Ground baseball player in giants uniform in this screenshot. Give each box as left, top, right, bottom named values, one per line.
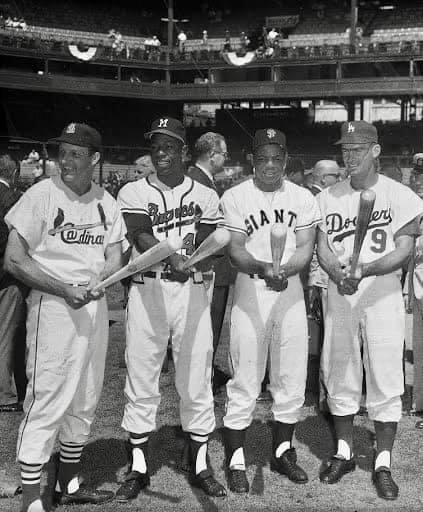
left=317, top=121, right=423, bottom=500
left=220, top=129, right=321, bottom=493
left=115, top=117, right=226, bottom=501
left=4, top=123, right=127, bottom=512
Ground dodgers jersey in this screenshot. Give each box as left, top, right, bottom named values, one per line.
left=318, top=174, right=423, bottom=266
left=117, top=173, right=222, bottom=265
left=220, top=177, right=321, bottom=264
left=5, top=175, right=127, bottom=284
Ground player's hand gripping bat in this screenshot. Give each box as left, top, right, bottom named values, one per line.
left=349, top=189, right=376, bottom=278
left=91, top=235, right=183, bottom=292
left=181, top=228, right=231, bottom=271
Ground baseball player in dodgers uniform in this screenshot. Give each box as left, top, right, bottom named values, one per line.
left=220, top=129, right=321, bottom=493
left=4, top=123, right=127, bottom=512
left=115, top=117, right=226, bottom=501
left=317, top=121, right=423, bottom=500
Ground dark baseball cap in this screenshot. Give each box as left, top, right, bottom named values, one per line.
left=50, top=123, right=102, bottom=151
left=145, top=117, right=186, bottom=144
left=253, top=128, right=287, bottom=151
left=335, top=121, right=378, bottom=145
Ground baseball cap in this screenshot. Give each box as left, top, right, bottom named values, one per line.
left=413, top=153, right=423, bottom=172
left=145, top=117, right=186, bottom=144
left=50, top=123, right=102, bottom=151
left=253, top=128, right=287, bottom=151
left=335, top=121, right=378, bottom=145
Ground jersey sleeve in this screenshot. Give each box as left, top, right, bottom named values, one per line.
left=117, top=182, right=149, bottom=216
left=220, top=189, right=248, bottom=235
left=4, top=183, right=47, bottom=250
left=316, top=191, right=328, bottom=233
left=199, top=187, right=223, bottom=225
left=106, top=201, right=128, bottom=248
left=391, top=184, right=423, bottom=235
left=296, top=189, right=322, bottom=231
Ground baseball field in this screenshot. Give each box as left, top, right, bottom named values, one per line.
left=1, top=284, right=423, bottom=512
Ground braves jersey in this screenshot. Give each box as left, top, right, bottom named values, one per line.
left=318, top=174, right=423, bottom=266
left=220, top=177, right=321, bottom=264
left=117, top=174, right=222, bottom=266
left=5, top=176, right=127, bottom=284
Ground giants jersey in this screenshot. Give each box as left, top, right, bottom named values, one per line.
left=318, top=174, right=423, bottom=266
left=220, top=178, right=321, bottom=264
left=117, top=174, right=222, bottom=265
left=5, top=175, right=127, bottom=283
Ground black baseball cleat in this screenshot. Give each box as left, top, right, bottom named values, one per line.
left=320, top=456, right=356, bottom=484
left=227, top=468, right=249, bottom=493
left=57, top=485, right=114, bottom=505
left=191, top=471, right=227, bottom=497
left=372, top=468, right=399, bottom=500
left=115, top=471, right=150, bottom=502
left=271, top=448, right=308, bottom=484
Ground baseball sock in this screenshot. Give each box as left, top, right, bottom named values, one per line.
left=189, top=433, right=209, bottom=475
left=57, top=441, right=84, bottom=494
left=273, top=422, right=295, bottom=458
left=224, top=427, right=247, bottom=470
left=333, top=414, right=354, bottom=460
left=374, top=421, right=397, bottom=470
left=129, top=434, right=149, bottom=474
left=20, top=461, right=43, bottom=511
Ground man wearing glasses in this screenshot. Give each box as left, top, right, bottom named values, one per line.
left=188, top=132, right=232, bottom=393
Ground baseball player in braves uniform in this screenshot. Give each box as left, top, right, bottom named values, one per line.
left=317, top=121, right=423, bottom=500
left=115, top=117, right=226, bottom=501
left=4, top=123, right=127, bottom=512
left=220, top=128, right=321, bottom=493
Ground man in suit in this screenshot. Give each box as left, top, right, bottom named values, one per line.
left=0, top=154, right=27, bottom=413
left=188, top=132, right=232, bottom=392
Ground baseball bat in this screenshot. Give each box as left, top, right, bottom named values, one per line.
left=349, top=189, right=376, bottom=277
left=270, top=224, right=287, bottom=276
left=91, top=235, right=183, bottom=292
left=181, top=228, right=231, bottom=270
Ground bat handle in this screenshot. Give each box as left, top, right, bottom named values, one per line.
left=349, top=255, right=359, bottom=278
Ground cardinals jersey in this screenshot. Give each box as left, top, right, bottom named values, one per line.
left=318, top=174, right=423, bottom=266
left=5, top=175, right=126, bottom=283
left=220, top=177, right=321, bottom=264
left=117, top=174, right=222, bottom=265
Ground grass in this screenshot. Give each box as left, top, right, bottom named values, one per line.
left=1, top=284, right=423, bottom=511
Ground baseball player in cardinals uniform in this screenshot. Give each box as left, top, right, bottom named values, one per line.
left=4, top=123, right=127, bottom=512
left=317, top=121, right=423, bottom=500
left=220, top=128, right=321, bottom=493
left=115, top=117, right=226, bottom=501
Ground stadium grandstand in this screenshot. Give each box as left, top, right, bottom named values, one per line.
left=1, top=0, right=423, bottom=186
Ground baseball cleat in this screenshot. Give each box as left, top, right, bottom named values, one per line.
left=115, top=471, right=150, bottom=502
left=227, top=469, right=249, bottom=493
left=57, top=485, right=114, bottom=505
left=190, top=471, right=226, bottom=497
left=320, top=456, right=356, bottom=484
left=271, top=448, right=308, bottom=484
left=372, top=468, right=399, bottom=500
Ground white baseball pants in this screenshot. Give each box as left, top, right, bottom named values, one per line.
left=122, top=277, right=215, bottom=436
left=223, top=273, right=308, bottom=430
left=322, top=274, right=404, bottom=422
left=17, top=290, right=108, bottom=464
